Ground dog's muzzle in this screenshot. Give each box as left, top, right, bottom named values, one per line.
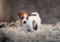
left=23, top=21, right=26, bottom=24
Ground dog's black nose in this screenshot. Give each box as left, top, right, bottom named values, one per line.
left=23, top=21, right=26, bottom=24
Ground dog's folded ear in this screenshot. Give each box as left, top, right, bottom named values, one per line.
left=18, top=12, right=21, bottom=16
left=18, top=12, right=21, bottom=18
left=18, top=11, right=23, bottom=16
left=18, top=11, right=30, bottom=16
left=18, top=12, right=20, bottom=16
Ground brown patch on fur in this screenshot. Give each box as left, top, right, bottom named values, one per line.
left=32, top=20, right=35, bottom=25
left=33, top=24, right=38, bottom=30
left=32, top=20, right=38, bottom=30
left=18, top=11, right=29, bottom=22
left=27, top=29, right=30, bottom=32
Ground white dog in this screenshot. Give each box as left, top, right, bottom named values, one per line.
left=18, top=11, right=41, bottom=32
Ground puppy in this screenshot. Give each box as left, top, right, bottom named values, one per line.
left=18, top=12, right=29, bottom=31
left=18, top=11, right=41, bottom=32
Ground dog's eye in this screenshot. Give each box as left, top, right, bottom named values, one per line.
left=26, top=17, right=28, bottom=20
left=21, top=17, right=24, bottom=19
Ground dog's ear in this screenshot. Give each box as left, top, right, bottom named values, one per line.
left=18, top=12, right=21, bottom=16
left=18, top=13, right=19, bottom=16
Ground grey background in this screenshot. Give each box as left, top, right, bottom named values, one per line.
left=0, top=0, right=60, bottom=24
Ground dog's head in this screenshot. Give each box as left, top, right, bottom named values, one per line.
left=18, top=11, right=29, bottom=24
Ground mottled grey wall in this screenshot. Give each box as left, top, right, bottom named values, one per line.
left=11, top=0, right=60, bottom=24
left=0, top=0, right=60, bottom=24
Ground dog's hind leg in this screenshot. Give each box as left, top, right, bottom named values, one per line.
left=33, top=24, right=38, bottom=30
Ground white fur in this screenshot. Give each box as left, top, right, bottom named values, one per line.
left=31, top=12, right=39, bottom=16
left=27, top=12, right=41, bottom=31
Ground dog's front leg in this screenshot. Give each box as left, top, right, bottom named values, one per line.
left=30, top=26, right=35, bottom=32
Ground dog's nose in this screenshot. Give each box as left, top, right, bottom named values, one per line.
left=23, top=21, right=26, bottom=24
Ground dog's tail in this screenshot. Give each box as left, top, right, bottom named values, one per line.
left=31, top=12, right=39, bottom=16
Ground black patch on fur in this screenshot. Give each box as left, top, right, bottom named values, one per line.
left=33, top=24, right=38, bottom=30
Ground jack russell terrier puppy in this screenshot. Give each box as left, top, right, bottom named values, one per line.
left=18, top=11, right=41, bottom=32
